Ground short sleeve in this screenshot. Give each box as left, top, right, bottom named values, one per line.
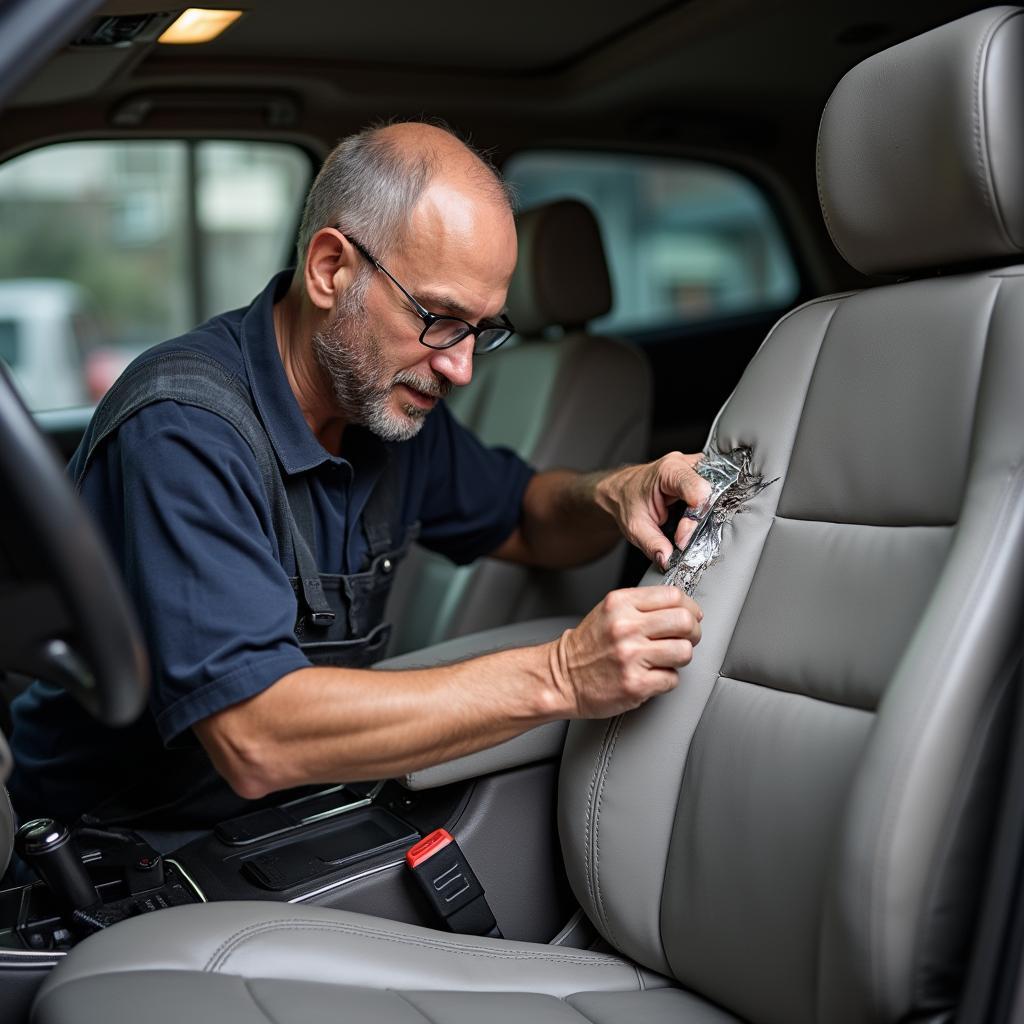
left=83, top=401, right=311, bottom=745
left=410, top=403, right=535, bottom=565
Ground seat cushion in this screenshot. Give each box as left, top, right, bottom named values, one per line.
left=32, top=902, right=693, bottom=1024
left=36, top=975, right=744, bottom=1024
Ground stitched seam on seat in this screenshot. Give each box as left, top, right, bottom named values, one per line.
left=972, top=9, right=1021, bottom=250
left=243, top=979, right=282, bottom=1024
left=815, top=92, right=852, bottom=267
left=204, top=919, right=630, bottom=973
left=593, top=717, right=625, bottom=946
left=583, top=717, right=616, bottom=925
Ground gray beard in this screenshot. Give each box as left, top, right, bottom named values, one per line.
left=311, top=296, right=453, bottom=443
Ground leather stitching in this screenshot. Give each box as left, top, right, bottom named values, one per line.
left=971, top=9, right=1022, bottom=251
left=814, top=92, right=852, bottom=268
left=203, top=918, right=635, bottom=975
left=592, top=717, right=625, bottom=946
left=582, top=718, right=615, bottom=922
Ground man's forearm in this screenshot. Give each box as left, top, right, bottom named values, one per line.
left=195, top=584, right=704, bottom=801
left=194, top=643, right=565, bottom=798
left=493, top=469, right=621, bottom=568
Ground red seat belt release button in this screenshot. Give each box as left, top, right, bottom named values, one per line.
left=405, top=829, right=501, bottom=938
left=406, top=828, right=454, bottom=869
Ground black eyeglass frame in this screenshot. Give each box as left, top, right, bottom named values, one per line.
left=344, top=234, right=515, bottom=354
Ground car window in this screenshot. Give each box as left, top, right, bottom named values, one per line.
left=505, top=151, right=800, bottom=336
left=0, top=140, right=311, bottom=411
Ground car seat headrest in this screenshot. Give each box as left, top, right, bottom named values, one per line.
left=506, top=198, right=613, bottom=336
left=817, top=6, right=1024, bottom=277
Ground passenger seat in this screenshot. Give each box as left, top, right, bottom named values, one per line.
left=386, top=199, right=652, bottom=654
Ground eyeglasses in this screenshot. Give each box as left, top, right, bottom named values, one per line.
left=345, top=234, right=515, bottom=354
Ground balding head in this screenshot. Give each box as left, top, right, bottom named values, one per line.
left=295, top=120, right=514, bottom=270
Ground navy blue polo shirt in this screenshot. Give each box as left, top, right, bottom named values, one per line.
left=7, top=271, right=534, bottom=825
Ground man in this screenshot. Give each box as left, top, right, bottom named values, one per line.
left=7, top=122, right=708, bottom=830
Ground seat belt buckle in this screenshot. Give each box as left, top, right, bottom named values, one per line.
left=405, top=829, right=502, bottom=938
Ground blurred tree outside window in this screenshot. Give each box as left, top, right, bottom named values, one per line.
left=505, top=151, right=799, bottom=336
left=0, top=140, right=311, bottom=411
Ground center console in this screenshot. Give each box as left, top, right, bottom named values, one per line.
left=0, top=775, right=470, bottom=956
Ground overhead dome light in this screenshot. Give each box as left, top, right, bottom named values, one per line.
left=158, top=8, right=243, bottom=45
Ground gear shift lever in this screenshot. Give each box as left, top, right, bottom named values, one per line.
left=15, top=818, right=101, bottom=912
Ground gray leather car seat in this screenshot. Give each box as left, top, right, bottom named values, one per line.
left=30, top=8, right=1024, bottom=1023
left=386, top=199, right=652, bottom=655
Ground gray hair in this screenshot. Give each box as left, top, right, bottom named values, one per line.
left=294, top=120, right=514, bottom=270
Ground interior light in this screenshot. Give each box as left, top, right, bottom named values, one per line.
left=158, top=8, right=243, bottom=44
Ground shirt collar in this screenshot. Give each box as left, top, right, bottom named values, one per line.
left=238, top=270, right=388, bottom=478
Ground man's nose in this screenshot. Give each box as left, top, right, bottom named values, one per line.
left=429, top=339, right=474, bottom=388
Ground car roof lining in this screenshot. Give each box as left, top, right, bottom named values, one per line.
left=0, top=0, right=995, bottom=296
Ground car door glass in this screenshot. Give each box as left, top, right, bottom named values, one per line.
left=0, top=140, right=311, bottom=411
left=505, top=151, right=799, bottom=335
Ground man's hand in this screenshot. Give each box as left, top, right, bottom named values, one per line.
left=594, top=452, right=712, bottom=571
left=546, top=586, right=702, bottom=719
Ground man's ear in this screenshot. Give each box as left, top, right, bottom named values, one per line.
left=303, top=228, right=360, bottom=312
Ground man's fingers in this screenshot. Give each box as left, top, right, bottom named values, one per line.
left=661, top=453, right=711, bottom=510
left=643, top=639, right=694, bottom=670
left=612, top=586, right=696, bottom=613
left=674, top=516, right=697, bottom=550
left=643, top=608, right=702, bottom=643
left=627, top=516, right=674, bottom=570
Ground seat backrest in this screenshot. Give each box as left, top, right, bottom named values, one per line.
left=387, top=200, right=652, bottom=654
left=559, top=9, right=1024, bottom=1024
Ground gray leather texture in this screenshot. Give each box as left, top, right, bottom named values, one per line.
left=506, top=199, right=613, bottom=336
left=386, top=264, right=651, bottom=656
left=32, top=902, right=671, bottom=1024
left=818, top=7, right=1024, bottom=276
left=374, top=617, right=575, bottom=790
left=561, top=267, right=1024, bottom=1023
left=0, top=783, right=13, bottom=879
left=35, top=976, right=742, bottom=1024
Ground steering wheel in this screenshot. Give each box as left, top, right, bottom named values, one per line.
left=0, top=363, right=148, bottom=738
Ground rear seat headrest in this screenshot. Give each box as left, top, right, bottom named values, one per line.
left=817, top=5, right=1024, bottom=277
left=506, top=199, right=613, bottom=336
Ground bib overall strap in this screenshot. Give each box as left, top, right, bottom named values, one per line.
left=77, top=349, right=298, bottom=574
left=283, top=475, right=336, bottom=627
